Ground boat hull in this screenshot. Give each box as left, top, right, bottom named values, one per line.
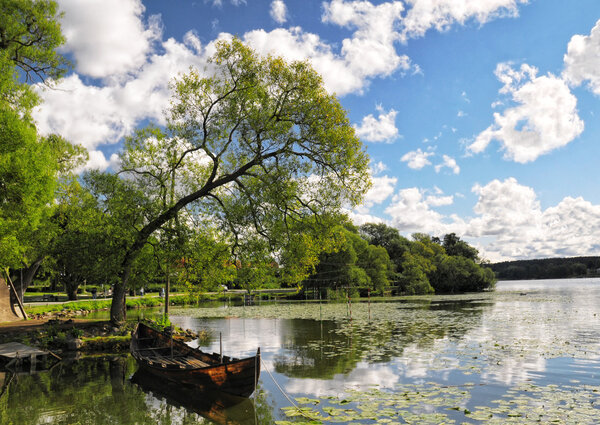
left=131, top=323, right=260, bottom=398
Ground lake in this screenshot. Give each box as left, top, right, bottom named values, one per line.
left=2, top=279, right=600, bottom=424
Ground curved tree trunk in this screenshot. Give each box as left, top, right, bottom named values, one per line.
left=10, top=257, right=44, bottom=305
left=65, top=281, right=79, bottom=300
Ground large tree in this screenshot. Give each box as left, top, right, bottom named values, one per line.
left=107, top=39, right=370, bottom=324
left=0, top=0, right=71, bottom=274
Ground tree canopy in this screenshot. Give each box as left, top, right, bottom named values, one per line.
left=0, top=0, right=74, bottom=273
left=0, top=0, right=69, bottom=84
left=105, top=38, right=371, bottom=323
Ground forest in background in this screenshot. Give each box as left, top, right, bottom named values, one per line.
left=491, top=256, right=600, bottom=280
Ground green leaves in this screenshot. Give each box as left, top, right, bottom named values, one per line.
left=0, top=0, right=70, bottom=84
left=108, top=38, right=371, bottom=323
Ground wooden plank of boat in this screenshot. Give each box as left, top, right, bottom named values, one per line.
left=131, top=322, right=260, bottom=397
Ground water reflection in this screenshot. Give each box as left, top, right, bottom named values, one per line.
left=0, top=356, right=273, bottom=425
left=131, top=370, right=257, bottom=425
left=4, top=279, right=600, bottom=423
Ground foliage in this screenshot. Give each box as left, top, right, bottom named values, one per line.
left=359, top=222, right=410, bottom=275
left=305, top=225, right=393, bottom=295
left=106, top=38, right=370, bottom=324
left=491, top=256, right=600, bottom=280
left=0, top=0, right=80, bottom=279
left=442, top=232, right=479, bottom=261
left=0, top=0, right=70, bottom=84
left=359, top=227, right=495, bottom=295
left=47, top=179, right=120, bottom=299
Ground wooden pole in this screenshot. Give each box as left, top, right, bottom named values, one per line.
left=4, top=270, right=27, bottom=320
left=368, top=288, right=371, bottom=322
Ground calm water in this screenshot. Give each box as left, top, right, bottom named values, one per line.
left=3, top=279, right=600, bottom=424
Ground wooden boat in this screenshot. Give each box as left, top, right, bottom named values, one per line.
left=130, top=322, right=260, bottom=397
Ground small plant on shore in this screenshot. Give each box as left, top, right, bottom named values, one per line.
left=152, top=314, right=172, bottom=331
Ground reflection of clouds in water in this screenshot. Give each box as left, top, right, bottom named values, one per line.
left=480, top=356, right=547, bottom=386
left=458, top=281, right=600, bottom=385
left=171, top=316, right=278, bottom=356
left=283, top=362, right=399, bottom=397
left=170, top=280, right=600, bottom=394
left=400, top=339, right=460, bottom=380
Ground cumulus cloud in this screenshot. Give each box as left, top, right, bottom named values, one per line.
left=371, top=161, right=388, bottom=174
left=384, top=187, right=463, bottom=235
left=563, top=19, right=600, bottom=94
left=434, top=155, right=460, bottom=174
left=270, top=0, right=288, bottom=24
left=467, top=178, right=600, bottom=260
left=359, top=177, right=600, bottom=261
left=33, top=31, right=209, bottom=150
left=469, top=63, right=584, bottom=163
left=246, top=2, right=421, bottom=95
left=364, top=174, right=397, bottom=207
left=469, top=177, right=542, bottom=239
left=210, top=0, right=247, bottom=6
left=243, top=27, right=363, bottom=95
left=353, top=105, right=399, bottom=143
left=400, top=0, right=528, bottom=41
left=83, top=151, right=121, bottom=172
left=401, top=148, right=434, bottom=169
left=58, top=0, right=162, bottom=80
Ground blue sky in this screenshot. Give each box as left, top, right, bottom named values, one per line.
left=33, top=0, right=600, bottom=261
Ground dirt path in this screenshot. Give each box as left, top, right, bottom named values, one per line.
left=0, top=318, right=109, bottom=333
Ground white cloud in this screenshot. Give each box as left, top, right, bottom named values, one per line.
left=466, top=178, right=600, bottom=260
left=243, top=27, right=364, bottom=95
left=58, top=0, right=162, bottom=80
left=434, top=155, right=460, bottom=174
left=371, top=161, right=388, bottom=174
left=353, top=106, right=399, bottom=143
left=384, top=187, right=463, bottom=235
left=270, top=0, right=288, bottom=24
left=81, top=150, right=120, bottom=172
left=246, top=1, right=423, bottom=96
left=563, top=19, right=600, bottom=94
left=426, top=194, right=453, bottom=207
left=359, top=177, right=600, bottom=261
left=469, top=177, right=542, bottom=239
left=33, top=32, right=209, bottom=150
left=364, top=175, right=397, bottom=207
left=322, top=0, right=418, bottom=90
left=400, top=0, right=528, bottom=41
left=469, top=63, right=584, bottom=163
left=401, top=148, right=434, bottom=169
left=210, top=0, right=247, bottom=6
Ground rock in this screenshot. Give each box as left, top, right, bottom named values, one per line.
left=66, top=337, right=83, bottom=351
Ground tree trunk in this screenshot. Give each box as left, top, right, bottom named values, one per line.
left=16, top=257, right=44, bottom=293
left=9, top=257, right=44, bottom=305
left=66, top=282, right=78, bottom=300
left=110, top=260, right=132, bottom=325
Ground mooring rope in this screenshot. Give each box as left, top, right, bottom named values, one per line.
left=260, top=357, right=320, bottom=421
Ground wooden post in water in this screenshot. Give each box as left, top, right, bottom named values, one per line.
left=319, top=291, right=322, bottom=321
left=348, top=287, right=352, bottom=321
left=170, top=325, right=174, bottom=359
left=220, top=332, right=223, bottom=363
left=368, top=288, right=371, bottom=321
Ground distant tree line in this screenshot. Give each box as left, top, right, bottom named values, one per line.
left=302, top=223, right=496, bottom=297
left=491, top=257, right=600, bottom=280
